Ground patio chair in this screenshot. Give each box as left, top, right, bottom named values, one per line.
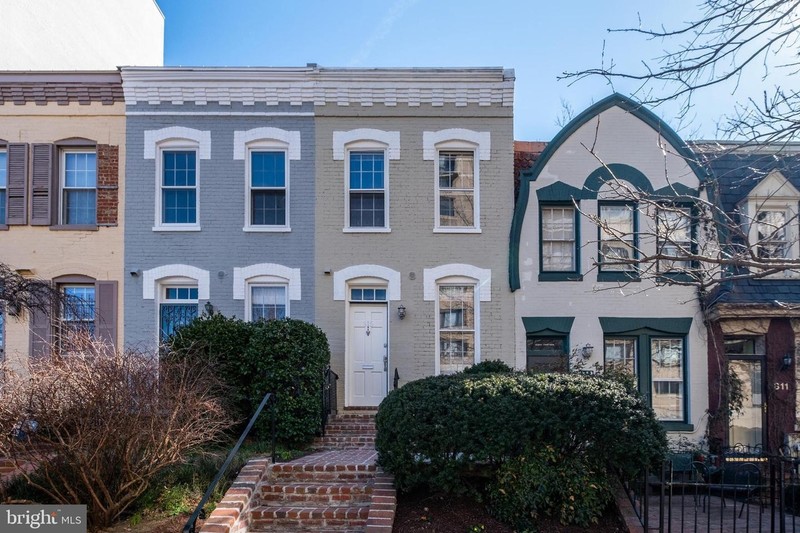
left=690, top=461, right=712, bottom=512
left=730, top=462, right=763, bottom=518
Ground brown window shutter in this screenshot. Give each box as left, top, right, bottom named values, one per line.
left=96, top=144, right=119, bottom=225
left=29, top=302, right=53, bottom=359
left=95, top=280, right=118, bottom=348
left=6, top=143, right=28, bottom=225
left=30, top=143, right=54, bottom=225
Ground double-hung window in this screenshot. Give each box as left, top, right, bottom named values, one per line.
left=437, top=284, right=476, bottom=374
left=0, top=149, right=6, bottom=224
left=541, top=205, right=577, bottom=273
left=348, top=151, right=386, bottom=229
left=61, top=150, right=97, bottom=225
left=249, top=151, right=288, bottom=229
left=599, top=203, right=636, bottom=272
left=60, top=285, right=96, bottom=351
left=437, top=151, right=475, bottom=228
left=657, top=206, right=693, bottom=272
left=159, top=286, right=198, bottom=342
left=604, top=337, right=637, bottom=374
left=161, top=150, right=197, bottom=226
left=650, top=338, right=685, bottom=422
left=250, top=285, right=287, bottom=321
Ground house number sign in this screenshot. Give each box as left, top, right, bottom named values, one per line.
left=775, top=382, right=790, bottom=391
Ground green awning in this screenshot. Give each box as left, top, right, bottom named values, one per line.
left=522, top=316, right=575, bottom=336
left=599, top=317, right=693, bottom=335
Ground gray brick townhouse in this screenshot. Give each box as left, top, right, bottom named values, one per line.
left=120, top=67, right=516, bottom=408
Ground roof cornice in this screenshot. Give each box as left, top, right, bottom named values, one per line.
left=120, top=66, right=514, bottom=107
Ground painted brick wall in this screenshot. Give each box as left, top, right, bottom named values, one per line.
left=313, top=104, right=515, bottom=403
left=124, top=103, right=316, bottom=349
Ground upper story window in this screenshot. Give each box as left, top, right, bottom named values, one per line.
left=736, top=170, right=800, bottom=271
left=424, top=129, right=489, bottom=234
left=599, top=203, right=636, bottom=272
left=348, top=151, right=386, bottom=229
left=657, top=206, right=693, bottom=272
left=756, top=210, right=789, bottom=259
left=0, top=149, right=6, bottom=224
left=61, top=150, right=97, bottom=225
left=145, top=128, right=209, bottom=232
left=541, top=205, right=577, bottom=272
left=438, top=151, right=475, bottom=228
left=249, top=150, right=288, bottom=230
left=161, top=150, right=197, bottom=226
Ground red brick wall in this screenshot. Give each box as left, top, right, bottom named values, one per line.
left=96, top=144, right=118, bottom=226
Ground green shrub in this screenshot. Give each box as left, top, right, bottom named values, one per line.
left=243, top=318, right=331, bottom=446
left=375, top=372, right=666, bottom=495
left=489, top=444, right=612, bottom=528
left=167, top=315, right=331, bottom=447
left=168, top=314, right=254, bottom=422
left=462, top=359, right=513, bottom=374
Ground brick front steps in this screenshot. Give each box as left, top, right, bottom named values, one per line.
left=200, top=411, right=396, bottom=533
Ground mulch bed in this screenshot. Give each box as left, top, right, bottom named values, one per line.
left=393, top=487, right=627, bottom=532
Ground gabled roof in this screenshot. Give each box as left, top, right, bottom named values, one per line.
left=509, top=93, right=703, bottom=291
left=700, top=148, right=800, bottom=306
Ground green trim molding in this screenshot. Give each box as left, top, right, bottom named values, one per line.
left=509, top=93, right=708, bottom=291
left=598, top=317, right=692, bottom=335
left=522, top=316, right=575, bottom=336
left=582, top=164, right=653, bottom=198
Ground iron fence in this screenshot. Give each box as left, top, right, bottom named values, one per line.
left=622, top=449, right=800, bottom=532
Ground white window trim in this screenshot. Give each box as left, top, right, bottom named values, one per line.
left=60, top=148, right=97, bottom=226
left=422, top=129, right=491, bottom=161
left=233, top=127, right=301, bottom=161
left=233, top=263, right=301, bottom=301
left=333, top=265, right=401, bottom=301
left=432, top=140, right=481, bottom=233
left=154, top=140, right=201, bottom=231
left=332, top=129, right=400, bottom=161
left=245, top=281, right=289, bottom=322
left=142, top=264, right=210, bottom=300
left=344, top=140, right=391, bottom=232
left=144, top=127, right=211, bottom=160
left=433, top=276, right=481, bottom=376
left=423, top=264, right=492, bottom=302
left=243, top=140, right=291, bottom=232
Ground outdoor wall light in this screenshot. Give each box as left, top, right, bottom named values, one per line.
left=782, top=352, right=793, bottom=371
left=204, top=301, right=215, bottom=315
left=581, top=343, right=594, bottom=358
left=397, top=305, right=406, bottom=320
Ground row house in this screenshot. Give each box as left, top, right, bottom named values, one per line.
left=510, top=94, right=708, bottom=442
left=701, top=146, right=800, bottom=453
left=120, top=66, right=516, bottom=408
left=0, top=72, right=124, bottom=370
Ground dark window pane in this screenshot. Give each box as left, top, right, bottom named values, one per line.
left=160, top=303, right=198, bottom=341
left=251, top=152, right=286, bottom=187
left=163, top=151, right=196, bottom=187
left=64, top=190, right=97, bottom=225
left=163, top=189, right=197, bottom=224
left=252, top=190, right=286, bottom=225
left=350, top=192, right=385, bottom=227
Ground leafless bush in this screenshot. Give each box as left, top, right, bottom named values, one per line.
left=0, top=339, right=231, bottom=530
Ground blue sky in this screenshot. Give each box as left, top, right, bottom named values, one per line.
left=156, top=0, right=775, bottom=142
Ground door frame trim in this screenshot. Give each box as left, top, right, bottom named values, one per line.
left=344, top=283, right=390, bottom=407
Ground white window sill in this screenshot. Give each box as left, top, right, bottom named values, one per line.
left=433, top=227, right=482, bottom=234
left=243, top=226, right=292, bottom=233
left=152, top=225, right=202, bottom=232
left=343, top=227, right=392, bottom=233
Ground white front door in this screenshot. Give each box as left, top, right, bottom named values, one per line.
left=348, top=304, right=388, bottom=406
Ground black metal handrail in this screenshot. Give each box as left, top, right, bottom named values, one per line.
left=183, top=391, right=277, bottom=533
left=321, top=365, right=338, bottom=437
left=393, top=368, right=400, bottom=390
